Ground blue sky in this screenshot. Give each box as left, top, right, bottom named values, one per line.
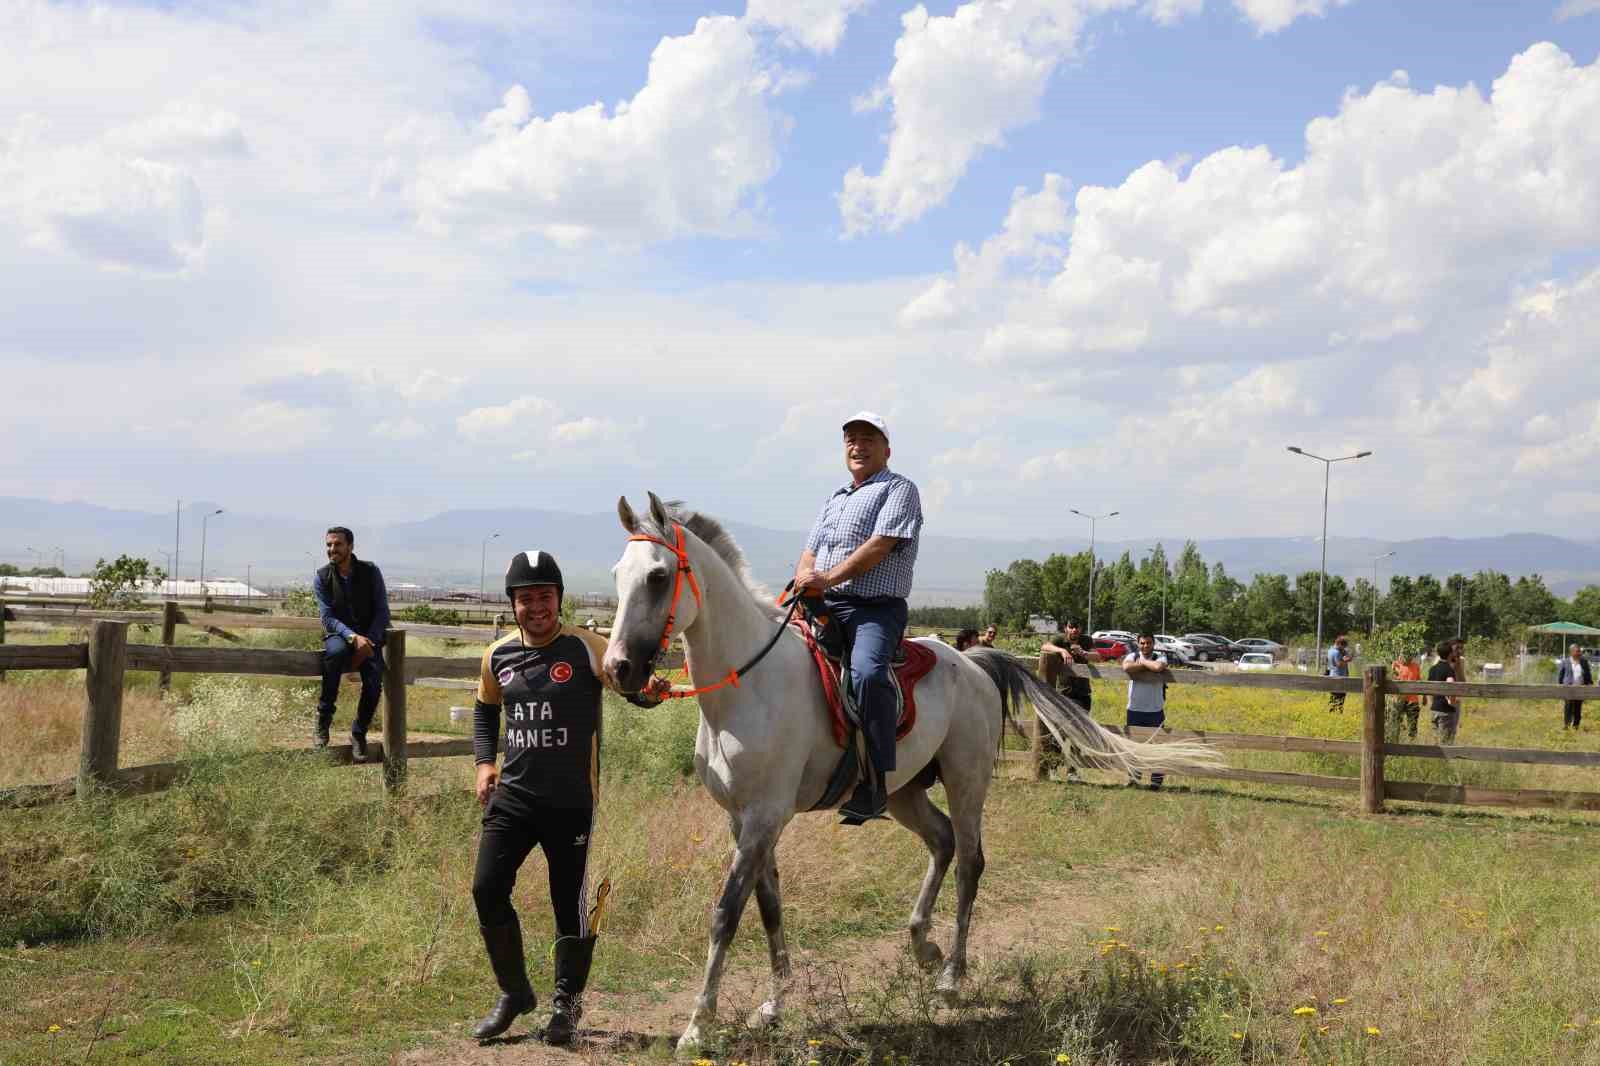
left=3, top=0, right=1600, bottom=553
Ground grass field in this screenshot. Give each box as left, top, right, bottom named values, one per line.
left=5, top=623, right=1600, bottom=1064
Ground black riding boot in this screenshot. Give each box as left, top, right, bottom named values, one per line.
left=543, top=935, right=596, bottom=1046
left=838, top=763, right=888, bottom=825
left=472, top=920, right=536, bottom=1039
left=350, top=703, right=377, bottom=763
left=313, top=710, right=333, bottom=749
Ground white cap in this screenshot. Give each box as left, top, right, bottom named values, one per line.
left=842, top=410, right=889, bottom=439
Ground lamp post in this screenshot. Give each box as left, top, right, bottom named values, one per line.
left=1371, top=550, right=1395, bottom=634
left=1070, top=509, right=1119, bottom=636
left=173, top=499, right=181, bottom=602
left=156, top=550, right=174, bottom=597
left=1152, top=545, right=1167, bottom=634
left=1287, top=446, right=1371, bottom=673
left=479, top=533, right=501, bottom=604
left=199, top=509, right=224, bottom=595
left=24, top=545, right=39, bottom=571
left=54, top=546, right=65, bottom=575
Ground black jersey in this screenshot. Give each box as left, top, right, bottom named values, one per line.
left=474, top=625, right=612, bottom=808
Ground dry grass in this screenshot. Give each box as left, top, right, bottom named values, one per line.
left=0, top=673, right=178, bottom=788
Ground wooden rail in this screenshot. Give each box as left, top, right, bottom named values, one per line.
left=6, top=628, right=1600, bottom=815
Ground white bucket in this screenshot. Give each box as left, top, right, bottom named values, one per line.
left=449, top=706, right=469, bottom=723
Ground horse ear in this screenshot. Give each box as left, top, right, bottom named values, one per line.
left=647, top=491, right=669, bottom=528
left=617, top=496, right=639, bottom=533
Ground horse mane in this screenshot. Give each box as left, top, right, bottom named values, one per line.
left=644, top=501, right=781, bottom=620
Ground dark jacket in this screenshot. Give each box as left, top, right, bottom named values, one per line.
left=314, top=558, right=390, bottom=646
left=1557, top=656, right=1593, bottom=688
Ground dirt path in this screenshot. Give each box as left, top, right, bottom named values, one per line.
left=395, top=863, right=1163, bottom=1066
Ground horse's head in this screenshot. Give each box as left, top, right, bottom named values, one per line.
left=604, top=491, right=701, bottom=693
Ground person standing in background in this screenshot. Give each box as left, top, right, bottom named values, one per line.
left=1558, top=643, right=1592, bottom=730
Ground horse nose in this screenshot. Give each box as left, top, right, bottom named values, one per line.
left=603, top=648, right=635, bottom=689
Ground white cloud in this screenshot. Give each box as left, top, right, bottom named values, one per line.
left=745, top=0, right=871, bottom=53
left=109, top=103, right=250, bottom=159
left=900, top=173, right=1070, bottom=327
left=372, top=417, right=427, bottom=441
left=456, top=396, right=557, bottom=440
left=1555, top=0, right=1600, bottom=20
left=550, top=416, right=623, bottom=444
left=840, top=0, right=1352, bottom=234
left=416, top=15, right=789, bottom=245
left=1231, top=0, right=1352, bottom=34
left=914, top=44, right=1600, bottom=369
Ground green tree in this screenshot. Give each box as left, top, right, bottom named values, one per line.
left=87, top=555, right=166, bottom=610
left=1039, top=551, right=1092, bottom=627
left=1210, top=563, right=1248, bottom=637
left=1244, top=573, right=1294, bottom=640
left=983, top=559, right=1043, bottom=629
left=1365, top=620, right=1430, bottom=666
left=1571, top=585, right=1600, bottom=628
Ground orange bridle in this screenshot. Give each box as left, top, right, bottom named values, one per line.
left=623, top=523, right=801, bottom=701
left=626, top=523, right=702, bottom=658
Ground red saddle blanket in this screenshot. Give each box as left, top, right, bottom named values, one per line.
left=789, top=620, right=939, bottom=748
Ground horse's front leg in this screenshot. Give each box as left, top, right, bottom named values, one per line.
left=748, top=850, right=791, bottom=1028
left=678, top=813, right=779, bottom=1055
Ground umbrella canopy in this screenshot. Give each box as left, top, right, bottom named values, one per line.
left=1528, top=621, right=1600, bottom=637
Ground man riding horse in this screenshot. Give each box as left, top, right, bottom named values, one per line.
left=790, top=411, right=924, bottom=824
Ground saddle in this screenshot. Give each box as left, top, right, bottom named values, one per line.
left=789, top=606, right=939, bottom=812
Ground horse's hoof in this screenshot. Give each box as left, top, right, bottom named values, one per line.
left=913, top=941, right=944, bottom=971
left=747, top=1000, right=781, bottom=1029
left=675, top=1027, right=703, bottom=1058
left=935, top=965, right=963, bottom=1005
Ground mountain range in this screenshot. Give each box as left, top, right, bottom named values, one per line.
left=3, top=497, right=1597, bottom=603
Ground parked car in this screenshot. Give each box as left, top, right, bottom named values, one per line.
left=1235, top=637, right=1287, bottom=657
left=1093, top=629, right=1139, bottom=647
left=1092, top=638, right=1130, bottom=659
left=1237, top=652, right=1275, bottom=672
left=1183, top=633, right=1241, bottom=660
left=1154, top=635, right=1196, bottom=663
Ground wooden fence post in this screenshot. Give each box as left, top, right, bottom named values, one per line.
left=158, top=600, right=179, bottom=694
left=382, top=628, right=407, bottom=793
left=1361, top=664, right=1386, bottom=814
left=0, top=598, right=7, bottom=683
left=78, top=620, right=129, bottom=799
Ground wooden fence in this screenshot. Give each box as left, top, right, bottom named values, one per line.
left=1006, top=660, right=1600, bottom=814
left=5, top=624, right=1600, bottom=816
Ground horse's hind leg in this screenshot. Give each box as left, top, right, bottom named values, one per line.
left=887, top=785, right=955, bottom=971
left=678, top=810, right=779, bottom=1055
left=935, top=773, right=988, bottom=1001
left=748, top=849, right=791, bottom=1028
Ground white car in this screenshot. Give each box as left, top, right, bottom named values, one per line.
left=1237, top=652, right=1275, bottom=672
left=1093, top=629, right=1140, bottom=647
left=1155, top=634, right=1196, bottom=662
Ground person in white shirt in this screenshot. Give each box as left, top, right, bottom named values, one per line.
left=1123, top=632, right=1170, bottom=790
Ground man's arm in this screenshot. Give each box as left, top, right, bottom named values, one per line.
left=312, top=573, right=355, bottom=642
left=366, top=566, right=391, bottom=645
left=473, top=646, right=501, bottom=806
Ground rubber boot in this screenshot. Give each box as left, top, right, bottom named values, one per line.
left=472, top=920, right=536, bottom=1039
left=543, top=935, right=596, bottom=1046
left=313, top=710, right=333, bottom=749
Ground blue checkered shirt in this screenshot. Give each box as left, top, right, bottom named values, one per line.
left=804, top=468, right=923, bottom=599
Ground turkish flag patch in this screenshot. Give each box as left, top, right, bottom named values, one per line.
left=550, top=662, right=574, bottom=684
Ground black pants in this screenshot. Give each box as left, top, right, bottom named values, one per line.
left=1564, top=700, right=1584, bottom=729
left=319, top=634, right=383, bottom=733
left=472, top=790, right=594, bottom=937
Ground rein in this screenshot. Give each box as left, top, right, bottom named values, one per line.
left=627, top=523, right=801, bottom=700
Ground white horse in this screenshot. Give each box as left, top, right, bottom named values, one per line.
left=602, top=494, right=1220, bottom=1055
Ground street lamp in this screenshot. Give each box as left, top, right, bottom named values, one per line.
left=156, top=550, right=174, bottom=597
left=1070, top=509, right=1119, bottom=636
left=23, top=545, right=39, bottom=571
left=54, top=546, right=65, bottom=575
left=1150, top=545, right=1168, bottom=634
left=1371, top=550, right=1395, bottom=634
left=1287, top=446, right=1371, bottom=672
left=479, top=532, right=501, bottom=603
left=173, top=498, right=182, bottom=603
left=199, top=509, right=224, bottom=595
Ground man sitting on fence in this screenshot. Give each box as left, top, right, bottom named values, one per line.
left=313, top=526, right=391, bottom=760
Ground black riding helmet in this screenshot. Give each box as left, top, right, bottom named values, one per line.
left=504, top=549, right=564, bottom=605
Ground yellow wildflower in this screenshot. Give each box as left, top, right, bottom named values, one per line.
left=1230, top=1032, right=1244, bottom=1041
left=47, top=1024, right=62, bottom=1033
left=1056, top=1055, right=1071, bottom=1064
left=1214, top=924, right=1225, bottom=932
left=1367, top=1027, right=1382, bottom=1037
left=1105, top=926, right=1121, bottom=933
left=807, top=1040, right=822, bottom=1047
left=1332, top=997, right=1349, bottom=1006
left=1314, top=930, right=1329, bottom=938
left=1317, top=1026, right=1329, bottom=1035
left=1293, top=1006, right=1317, bottom=1017
left=691, top=1060, right=713, bottom=1066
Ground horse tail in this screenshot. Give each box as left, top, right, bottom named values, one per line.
left=962, top=648, right=1225, bottom=778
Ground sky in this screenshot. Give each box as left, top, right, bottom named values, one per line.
left=4, top=0, right=1600, bottom=546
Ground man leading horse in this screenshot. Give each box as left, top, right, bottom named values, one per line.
left=791, top=411, right=924, bottom=824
